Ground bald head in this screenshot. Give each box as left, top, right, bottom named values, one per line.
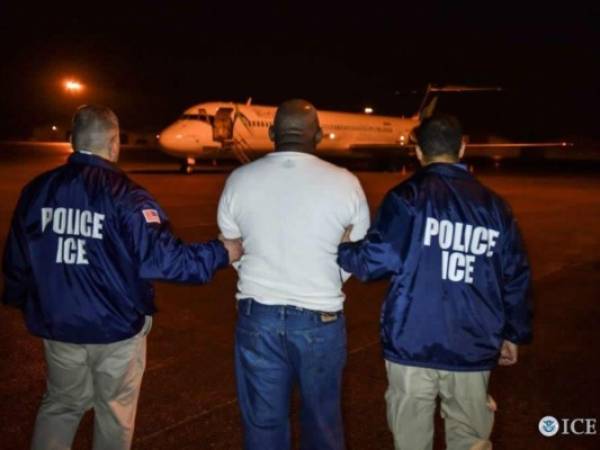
left=71, top=105, right=120, bottom=161
left=269, top=99, right=322, bottom=153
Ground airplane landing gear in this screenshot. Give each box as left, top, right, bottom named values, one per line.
left=180, top=157, right=196, bottom=174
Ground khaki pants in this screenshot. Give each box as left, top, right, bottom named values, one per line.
left=31, top=317, right=152, bottom=450
left=385, top=361, right=494, bottom=450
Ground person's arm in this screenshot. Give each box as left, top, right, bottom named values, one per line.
left=217, top=175, right=245, bottom=271
left=2, top=196, right=32, bottom=307
left=338, top=190, right=411, bottom=282
left=217, top=175, right=242, bottom=240
left=348, top=177, right=370, bottom=241
left=339, top=177, right=371, bottom=282
left=500, top=214, right=533, bottom=352
left=122, top=188, right=230, bottom=284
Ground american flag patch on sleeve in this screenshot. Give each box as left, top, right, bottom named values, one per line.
left=142, top=209, right=161, bottom=224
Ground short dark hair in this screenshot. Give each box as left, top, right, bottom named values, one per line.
left=415, top=114, right=463, bottom=159
left=71, top=105, right=119, bottom=152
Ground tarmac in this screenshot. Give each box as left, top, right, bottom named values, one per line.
left=0, top=142, right=599, bottom=450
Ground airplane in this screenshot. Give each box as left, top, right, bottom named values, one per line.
left=158, top=85, right=570, bottom=173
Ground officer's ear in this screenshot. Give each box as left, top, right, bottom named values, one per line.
left=268, top=126, right=276, bottom=142
left=415, top=145, right=424, bottom=164
left=108, top=132, right=120, bottom=162
left=458, top=140, right=466, bottom=159
left=314, top=127, right=323, bottom=145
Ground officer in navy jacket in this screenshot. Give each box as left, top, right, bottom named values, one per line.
left=2, top=105, right=241, bottom=450
left=338, top=115, right=532, bottom=450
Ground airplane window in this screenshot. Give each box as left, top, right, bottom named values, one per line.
left=180, top=114, right=212, bottom=123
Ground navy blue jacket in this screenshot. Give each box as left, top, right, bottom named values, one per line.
left=2, top=152, right=228, bottom=344
left=338, top=163, right=532, bottom=371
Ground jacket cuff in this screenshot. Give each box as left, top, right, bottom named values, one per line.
left=210, top=240, right=230, bottom=270
left=337, top=242, right=356, bottom=270
left=502, top=330, right=533, bottom=345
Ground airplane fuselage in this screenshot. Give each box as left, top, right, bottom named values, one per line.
left=158, top=90, right=571, bottom=170
left=158, top=102, right=418, bottom=160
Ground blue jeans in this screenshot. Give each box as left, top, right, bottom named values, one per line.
left=235, top=298, right=347, bottom=450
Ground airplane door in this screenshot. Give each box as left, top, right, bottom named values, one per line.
left=213, top=108, right=234, bottom=142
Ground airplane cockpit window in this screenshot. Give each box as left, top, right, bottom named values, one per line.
left=180, top=114, right=214, bottom=124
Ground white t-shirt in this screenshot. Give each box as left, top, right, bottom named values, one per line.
left=218, top=151, right=370, bottom=312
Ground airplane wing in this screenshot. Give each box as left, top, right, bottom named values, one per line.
left=349, top=143, right=416, bottom=159
left=465, top=142, right=572, bottom=149
left=349, top=144, right=415, bottom=154
left=349, top=142, right=572, bottom=154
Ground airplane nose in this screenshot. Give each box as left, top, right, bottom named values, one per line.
left=158, top=122, right=213, bottom=153
left=158, top=125, right=185, bottom=150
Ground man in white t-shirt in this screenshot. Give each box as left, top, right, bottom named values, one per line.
left=218, top=99, right=370, bottom=450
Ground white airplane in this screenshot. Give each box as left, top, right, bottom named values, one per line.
left=158, top=85, right=570, bottom=173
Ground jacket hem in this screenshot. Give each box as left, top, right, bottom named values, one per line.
left=27, top=319, right=146, bottom=345
left=383, top=354, right=496, bottom=372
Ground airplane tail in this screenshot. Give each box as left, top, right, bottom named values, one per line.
left=417, top=84, right=502, bottom=120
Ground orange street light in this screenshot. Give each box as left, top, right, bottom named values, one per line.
left=64, top=80, right=83, bottom=93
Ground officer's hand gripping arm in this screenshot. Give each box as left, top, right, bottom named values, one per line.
left=337, top=191, right=409, bottom=282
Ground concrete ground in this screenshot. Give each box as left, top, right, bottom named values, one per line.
left=0, top=143, right=598, bottom=450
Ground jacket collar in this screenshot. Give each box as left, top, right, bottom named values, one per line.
left=419, top=162, right=473, bottom=180
left=68, top=151, right=122, bottom=173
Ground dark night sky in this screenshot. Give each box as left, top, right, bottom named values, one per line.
left=0, top=2, right=598, bottom=140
